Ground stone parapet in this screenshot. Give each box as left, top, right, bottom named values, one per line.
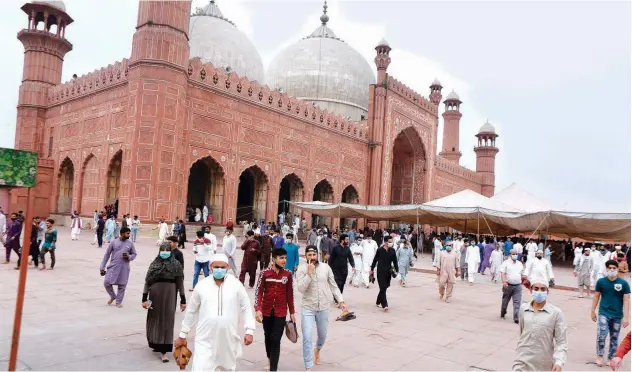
left=47, top=59, right=130, bottom=105
left=186, top=58, right=369, bottom=143
left=387, top=76, right=438, bottom=115
left=435, top=155, right=481, bottom=183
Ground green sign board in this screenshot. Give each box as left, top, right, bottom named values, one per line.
left=0, top=148, right=38, bottom=188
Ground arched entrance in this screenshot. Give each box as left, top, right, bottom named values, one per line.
left=236, top=165, right=268, bottom=223
left=80, top=154, right=100, bottom=214
left=341, top=185, right=359, bottom=230
left=57, top=157, right=74, bottom=213
left=187, top=156, right=225, bottom=223
left=312, top=179, right=334, bottom=228
left=106, top=150, right=122, bottom=206
left=278, top=173, right=305, bottom=223
left=390, top=127, right=426, bottom=228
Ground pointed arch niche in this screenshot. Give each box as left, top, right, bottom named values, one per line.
left=278, top=173, right=305, bottom=220
left=106, top=150, right=122, bottom=206
left=187, top=156, right=225, bottom=224
left=56, top=157, right=74, bottom=213
left=341, top=184, right=360, bottom=230
left=236, top=165, right=269, bottom=223
left=312, top=179, right=334, bottom=228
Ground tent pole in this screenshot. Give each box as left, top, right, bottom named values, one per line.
left=526, top=211, right=551, bottom=246
left=477, top=210, right=480, bottom=240
left=416, top=207, right=421, bottom=257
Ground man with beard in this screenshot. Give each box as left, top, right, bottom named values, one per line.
left=99, top=227, right=137, bottom=307
left=5, top=213, right=22, bottom=264
left=328, top=234, right=355, bottom=296
left=259, top=229, right=274, bottom=270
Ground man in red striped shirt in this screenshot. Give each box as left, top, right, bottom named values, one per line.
left=254, top=247, right=296, bottom=372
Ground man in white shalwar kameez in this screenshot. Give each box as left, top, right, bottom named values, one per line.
left=526, top=240, right=538, bottom=261
left=432, top=237, right=443, bottom=267
left=155, top=219, right=168, bottom=246
left=361, top=235, right=378, bottom=288
left=489, top=245, right=503, bottom=283
left=524, top=248, right=554, bottom=286
left=349, top=239, right=364, bottom=287
left=176, top=254, right=255, bottom=372
left=465, top=241, right=481, bottom=284
left=70, top=215, right=82, bottom=241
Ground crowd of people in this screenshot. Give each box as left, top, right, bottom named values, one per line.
left=1, top=205, right=631, bottom=371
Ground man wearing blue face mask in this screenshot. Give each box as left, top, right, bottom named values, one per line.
left=591, top=260, right=631, bottom=367
left=176, top=253, right=256, bottom=371
left=514, top=279, right=568, bottom=372
left=500, top=249, right=524, bottom=324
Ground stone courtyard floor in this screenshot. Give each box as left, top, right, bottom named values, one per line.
left=0, top=227, right=630, bottom=371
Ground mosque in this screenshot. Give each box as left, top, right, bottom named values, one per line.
left=9, top=0, right=499, bottom=227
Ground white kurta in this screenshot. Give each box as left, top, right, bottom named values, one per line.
left=180, top=275, right=256, bottom=372
left=350, top=242, right=363, bottom=286
left=70, top=218, right=82, bottom=240
left=524, top=258, right=554, bottom=284
left=490, top=250, right=503, bottom=281
left=452, top=240, right=463, bottom=259
left=590, top=251, right=607, bottom=287
left=465, top=245, right=481, bottom=282
left=361, top=239, right=378, bottom=285
left=526, top=242, right=538, bottom=260
left=432, top=239, right=443, bottom=267
left=157, top=222, right=168, bottom=244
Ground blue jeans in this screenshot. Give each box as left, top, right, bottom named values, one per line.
left=301, top=309, right=329, bottom=369
left=192, top=260, right=210, bottom=288
left=131, top=228, right=138, bottom=242
left=597, top=314, right=622, bottom=359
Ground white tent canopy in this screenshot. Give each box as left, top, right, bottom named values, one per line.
left=288, top=188, right=631, bottom=241
left=491, top=183, right=557, bottom=212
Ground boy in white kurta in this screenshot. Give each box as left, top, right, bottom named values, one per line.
left=176, top=254, right=256, bottom=371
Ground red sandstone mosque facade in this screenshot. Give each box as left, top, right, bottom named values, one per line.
left=10, top=0, right=499, bottom=226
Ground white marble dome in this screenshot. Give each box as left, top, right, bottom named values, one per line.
left=266, top=8, right=375, bottom=121
left=33, top=1, right=66, bottom=11
left=445, top=90, right=460, bottom=101
left=479, top=120, right=496, bottom=134
left=189, top=1, right=264, bottom=83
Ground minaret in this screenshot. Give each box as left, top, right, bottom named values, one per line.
left=15, top=1, right=73, bottom=152
left=474, top=120, right=499, bottom=197
left=374, top=38, right=391, bottom=85
left=124, top=0, right=192, bottom=220
left=439, top=90, right=462, bottom=163
left=429, top=78, right=442, bottom=105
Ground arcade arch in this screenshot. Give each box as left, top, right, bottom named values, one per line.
left=341, top=184, right=359, bottom=230
left=106, top=150, right=122, bottom=206
left=278, top=173, right=305, bottom=221
left=236, top=165, right=268, bottom=223
left=186, top=156, right=225, bottom=224
left=57, top=157, right=74, bottom=213
left=312, top=179, right=334, bottom=228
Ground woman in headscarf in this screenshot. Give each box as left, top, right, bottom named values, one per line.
left=142, top=242, right=187, bottom=363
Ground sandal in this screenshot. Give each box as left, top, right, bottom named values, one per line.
left=161, top=354, right=169, bottom=363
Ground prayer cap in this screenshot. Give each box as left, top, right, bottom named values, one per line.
left=211, top=253, right=229, bottom=264
left=584, top=247, right=591, bottom=251
left=536, top=248, right=544, bottom=253
left=615, top=245, right=622, bottom=250
left=360, top=234, right=364, bottom=238
left=531, top=278, right=549, bottom=288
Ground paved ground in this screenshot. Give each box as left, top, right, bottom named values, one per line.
left=0, top=227, right=630, bottom=371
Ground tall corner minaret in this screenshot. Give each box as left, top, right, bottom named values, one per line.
left=131, top=0, right=192, bottom=69
left=429, top=78, right=442, bottom=105
left=15, top=0, right=73, bottom=152
left=474, top=120, right=499, bottom=197
left=439, top=90, right=462, bottom=163
left=374, top=38, right=391, bottom=85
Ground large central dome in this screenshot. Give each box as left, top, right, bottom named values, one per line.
left=189, top=1, right=264, bottom=83
left=266, top=2, right=375, bottom=121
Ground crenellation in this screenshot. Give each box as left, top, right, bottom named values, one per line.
left=386, top=75, right=437, bottom=115
left=187, top=58, right=368, bottom=142
left=48, top=58, right=130, bottom=104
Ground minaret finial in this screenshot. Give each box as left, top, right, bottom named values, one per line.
left=320, top=1, right=329, bottom=25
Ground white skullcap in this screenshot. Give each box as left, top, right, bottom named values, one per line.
left=584, top=247, right=591, bottom=251
left=536, top=248, right=544, bottom=253
left=211, top=253, right=229, bottom=264
left=531, top=278, right=549, bottom=288
left=615, top=245, right=622, bottom=250
left=360, top=234, right=364, bottom=238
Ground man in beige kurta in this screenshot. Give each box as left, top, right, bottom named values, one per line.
left=437, top=247, right=460, bottom=303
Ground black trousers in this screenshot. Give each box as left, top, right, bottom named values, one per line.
left=40, top=248, right=55, bottom=268
left=333, top=271, right=347, bottom=294
left=97, top=231, right=104, bottom=247
left=376, top=273, right=391, bottom=308
left=262, top=310, right=286, bottom=371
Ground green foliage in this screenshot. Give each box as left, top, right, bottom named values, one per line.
left=0, top=148, right=38, bottom=188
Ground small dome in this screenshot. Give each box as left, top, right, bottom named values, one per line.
left=33, top=1, right=65, bottom=11
left=445, top=90, right=460, bottom=101
left=377, top=38, right=390, bottom=47
left=189, top=1, right=265, bottom=82
left=431, top=78, right=442, bottom=87
left=479, top=120, right=496, bottom=134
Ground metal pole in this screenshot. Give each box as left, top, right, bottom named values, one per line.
left=8, top=187, right=35, bottom=371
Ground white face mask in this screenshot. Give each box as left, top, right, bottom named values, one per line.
left=607, top=270, right=618, bottom=278
left=285, top=239, right=292, bottom=244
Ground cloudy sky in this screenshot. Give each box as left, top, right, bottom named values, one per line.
left=0, top=0, right=629, bottom=212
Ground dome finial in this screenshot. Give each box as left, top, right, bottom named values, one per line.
left=320, top=0, right=329, bottom=25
